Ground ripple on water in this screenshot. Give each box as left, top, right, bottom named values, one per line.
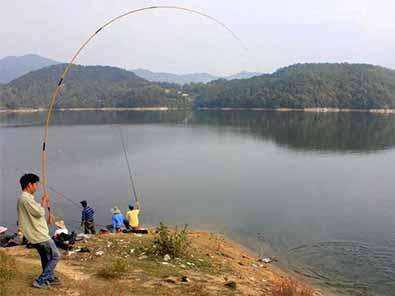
left=287, top=241, right=395, bottom=296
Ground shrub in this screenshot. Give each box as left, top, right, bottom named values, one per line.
left=97, top=258, right=129, bottom=279
left=272, top=278, right=314, bottom=296
left=150, top=223, right=190, bottom=258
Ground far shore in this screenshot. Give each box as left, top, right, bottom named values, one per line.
left=0, top=107, right=173, bottom=113
left=2, top=106, right=395, bottom=114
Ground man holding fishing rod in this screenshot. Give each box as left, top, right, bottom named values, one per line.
left=17, top=173, right=61, bottom=289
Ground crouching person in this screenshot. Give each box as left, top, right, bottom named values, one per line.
left=17, top=173, right=61, bottom=289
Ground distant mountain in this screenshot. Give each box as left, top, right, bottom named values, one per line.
left=0, top=54, right=60, bottom=83
left=0, top=64, right=184, bottom=109
left=131, top=69, right=219, bottom=84
left=131, top=69, right=263, bottom=84
left=192, top=63, right=395, bottom=109
left=226, top=71, right=262, bottom=80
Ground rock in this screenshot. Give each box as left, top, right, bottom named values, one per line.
left=224, top=281, right=237, bottom=289
left=95, top=251, right=104, bottom=256
left=181, top=276, right=190, bottom=283
left=163, top=254, right=171, bottom=261
left=164, top=277, right=177, bottom=284
left=242, top=255, right=250, bottom=259
left=130, top=249, right=135, bottom=254
left=260, top=257, right=273, bottom=264
left=180, top=264, right=186, bottom=268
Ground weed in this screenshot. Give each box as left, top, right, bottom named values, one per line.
left=97, top=258, right=129, bottom=279
left=149, top=223, right=191, bottom=258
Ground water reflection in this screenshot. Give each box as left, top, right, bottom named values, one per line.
left=2, top=110, right=394, bottom=153
left=2, top=110, right=395, bottom=296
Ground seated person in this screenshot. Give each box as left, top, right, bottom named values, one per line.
left=111, top=207, right=125, bottom=233
left=0, top=227, right=24, bottom=248
left=54, top=220, right=68, bottom=237
left=53, top=220, right=76, bottom=250
left=0, top=226, right=7, bottom=235
left=125, top=202, right=140, bottom=229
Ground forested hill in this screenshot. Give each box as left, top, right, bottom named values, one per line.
left=2, top=63, right=395, bottom=110
left=0, top=64, right=184, bottom=109
left=191, top=63, right=395, bottom=109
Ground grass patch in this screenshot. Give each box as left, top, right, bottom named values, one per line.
left=272, top=277, right=315, bottom=296
left=0, top=251, right=17, bottom=296
left=97, top=258, right=129, bottom=279
left=0, top=251, right=16, bottom=281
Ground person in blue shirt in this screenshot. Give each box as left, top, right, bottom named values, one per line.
left=80, top=200, right=96, bottom=234
left=111, top=206, right=125, bottom=233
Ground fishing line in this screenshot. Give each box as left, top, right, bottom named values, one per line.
left=40, top=6, right=247, bottom=222
left=15, top=168, right=81, bottom=209
left=118, top=125, right=139, bottom=205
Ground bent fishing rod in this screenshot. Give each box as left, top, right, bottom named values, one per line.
left=40, top=5, right=246, bottom=223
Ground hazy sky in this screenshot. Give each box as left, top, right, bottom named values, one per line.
left=2, top=0, right=395, bottom=75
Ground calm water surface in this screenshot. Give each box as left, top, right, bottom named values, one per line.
left=1, top=110, right=394, bottom=295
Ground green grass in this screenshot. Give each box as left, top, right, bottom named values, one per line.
left=97, top=258, right=130, bottom=279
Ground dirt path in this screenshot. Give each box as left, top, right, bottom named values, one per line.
left=3, top=246, right=89, bottom=281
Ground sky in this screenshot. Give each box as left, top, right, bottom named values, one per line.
left=2, top=0, right=395, bottom=76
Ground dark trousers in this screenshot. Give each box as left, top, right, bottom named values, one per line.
left=83, top=220, right=96, bottom=234
left=32, top=239, right=61, bottom=284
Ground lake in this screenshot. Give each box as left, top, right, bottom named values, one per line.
left=1, top=110, right=394, bottom=295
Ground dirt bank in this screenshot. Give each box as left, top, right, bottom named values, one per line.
left=0, top=230, right=331, bottom=295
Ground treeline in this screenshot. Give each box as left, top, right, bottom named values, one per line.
left=0, top=64, right=186, bottom=109
left=2, top=63, right=395, bottom=110
left=191, top=63, right=395, bottom=109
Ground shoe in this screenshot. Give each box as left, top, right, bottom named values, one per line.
left=32, top=280, right=49, bottom=289
left=47, top=276, right=62, bottom=286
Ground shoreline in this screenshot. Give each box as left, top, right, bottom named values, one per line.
left=0, top=107, right=173, bottom=113
left=1, top=229, right=332, bottom=295
left=198, top=107, right=395, bottom=113
left=1, top=106, right=395, bottom=114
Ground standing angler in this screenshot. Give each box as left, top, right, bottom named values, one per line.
left=17, top=173, right=61, bottom=288
left=80, top=200, right=96, bottom=234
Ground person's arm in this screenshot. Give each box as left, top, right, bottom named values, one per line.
left=112, top=215, right=116, bottom=230
left=23, top=196, right=46, bottom=218
left=40, top=194, right=49, bottom=208
left=81, top=209, right=85, bottom=227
